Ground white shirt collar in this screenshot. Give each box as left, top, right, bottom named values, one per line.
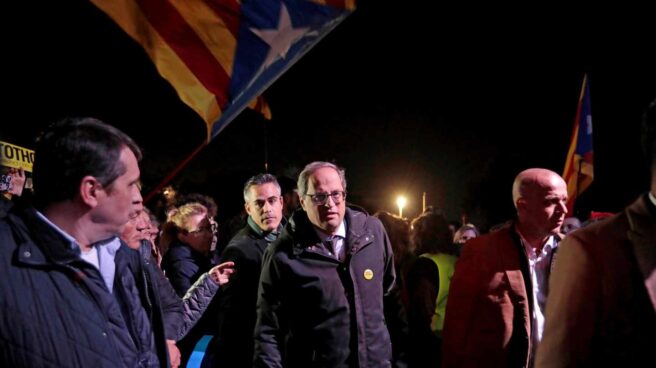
left=314, top=220, right=346, bottom=242
left=35, top=210, right=79, bottom=251
left=649, top=191, right=656, bottom=207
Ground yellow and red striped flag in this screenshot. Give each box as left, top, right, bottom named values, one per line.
left=563, top=74, right=594, bottom=214
left=91, top=0, right=355, bottom=140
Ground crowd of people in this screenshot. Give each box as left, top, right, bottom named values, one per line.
left=1, top=98, right=655, bottom=367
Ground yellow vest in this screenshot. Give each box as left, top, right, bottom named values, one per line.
left=420, top=252, right=458, bottom=335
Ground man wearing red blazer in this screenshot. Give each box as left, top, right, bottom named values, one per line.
left=442, top=168, right=568, bottom=368
left=536, top=99, right=656, bottom=367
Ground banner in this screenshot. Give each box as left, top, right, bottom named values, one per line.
left=0, top=140, right=34, bottom=172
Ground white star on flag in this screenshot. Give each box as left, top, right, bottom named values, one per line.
left=251, top=3, right=310, bottom=69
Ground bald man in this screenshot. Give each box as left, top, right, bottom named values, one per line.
left=442, top=168, right=568, bottom=368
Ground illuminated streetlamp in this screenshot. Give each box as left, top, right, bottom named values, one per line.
left=396, top=196, right=407, bottom=218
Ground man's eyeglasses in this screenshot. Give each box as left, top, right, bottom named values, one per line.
left=306, top=191, right=346, bottom=205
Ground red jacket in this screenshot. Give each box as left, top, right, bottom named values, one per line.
left=442, top=224, right=535, bottom=368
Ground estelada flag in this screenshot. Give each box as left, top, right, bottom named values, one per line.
left=562, top=74, right=594, bottom=214
left=91, top=0, right=355, bottom=140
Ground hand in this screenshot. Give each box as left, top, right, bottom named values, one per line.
left=8, top=169, right=26, bottom=196
left=209, top=261, right=235, bottom=286
left=166, top=339, right=181, bottom=368
left=0, top=168, right=26, bottom=197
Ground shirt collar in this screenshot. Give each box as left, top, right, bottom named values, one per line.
left=515, top=224, right=558, bottom=258
left=35, top=210, right=80, bottom=253
left=247, top=216, right=284, bottom=242
left=34, top=210, right=120, bottom=255
left=649, top=191, right=656, bottom=207
left=313, top=220, right=346, bottom=242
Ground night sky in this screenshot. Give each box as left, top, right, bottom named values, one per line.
left=5, top=1, right=655, bottom=229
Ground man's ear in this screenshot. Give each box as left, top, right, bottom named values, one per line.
left=515, top=198, right=526, bottom=211
left=79, top=176, right=102, bottom=207
left=299, top=195, right=308, bottom=211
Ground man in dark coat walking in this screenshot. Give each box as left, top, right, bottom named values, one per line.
left=0, top=117, right=181, bottom=367
left=211, top=173, right=285, bottom=367
left=254, top=162, right=404, bottom=368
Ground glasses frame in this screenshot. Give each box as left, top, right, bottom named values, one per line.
left=305, top=191, right=347, bottom=206
left=186, top=216, right=216, bottom=235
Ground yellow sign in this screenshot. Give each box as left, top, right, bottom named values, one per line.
left=363, top=269, right=374, bottom=280
left=0, top=141, right=35, bottom=172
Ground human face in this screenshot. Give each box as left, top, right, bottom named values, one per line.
left=300, top=167, right=346, bottom=235
left=120, top=209, right=150, bottom=250
left=245, top=182, right=283, bottom=232
left=518, top=172, right=568, bottom=235
left=455, top=229, right=478, bottom=244
left=179, top=213, right=214, bottom=254
left=561, top=217, right=581, bottom=234
left=94, top=147, right=142, bottom=238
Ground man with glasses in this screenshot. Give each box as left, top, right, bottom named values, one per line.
left=211, top=173, right=285, bottom=367
left=254, top=161, right=401, bottom=367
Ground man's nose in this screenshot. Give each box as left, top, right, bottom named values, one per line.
left=323, top=195, right=335, bottom=207
left=558, top=200, right=568, bottom=215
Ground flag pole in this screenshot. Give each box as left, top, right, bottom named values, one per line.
left=144, top=142, right=207, bottom=203
left=263, top=117, right=269, bottom=172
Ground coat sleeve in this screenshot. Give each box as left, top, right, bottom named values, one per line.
left=253, top=246, right=286, bottom=368
left=535, top=235, right=598, bottom=368
left=177, top=272, right=220, bottom=340
left=148, top=261, right=186, bottom=341
left=441, top=240, right=483, bottom=367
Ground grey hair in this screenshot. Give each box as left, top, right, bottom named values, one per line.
left=243, top=173, right=281, bottom=202
left=297, top=161, right=347, bottom=196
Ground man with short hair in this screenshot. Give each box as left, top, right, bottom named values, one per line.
left=212, top=173, right=285, bottom=367
left=254, top=162, right=400, bottom=367
left=442, top=168, right=568, bottom=368
left=0, top=117, right=181, bottom=367
left=536, top=99, right=656, bottom=367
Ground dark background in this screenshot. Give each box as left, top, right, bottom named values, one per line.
left=4, top=1, right=655, bottom=229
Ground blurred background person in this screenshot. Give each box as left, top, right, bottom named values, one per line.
left=560, top=216, right=581, bottom=234
left=406, top=211, right=459, bottom=367
left=278, top=175, right=300, bottom=219
left=375, top=210, right=413, bottom=365
left=536, top=98, right=656, bottom=368
left=160, top=202, right=220, bottom=364
left=452, top=223, right=480, bottom=255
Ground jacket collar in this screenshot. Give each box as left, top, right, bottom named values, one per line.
left=626, top=194, right=656, bottom=311
left=288, top=207, right=374, bottom=256
left=247, top=215, right=285, bottom=243
left=11, top=207, right=82, bottom=266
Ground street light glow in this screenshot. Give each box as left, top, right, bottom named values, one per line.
left=396, top=195, right=407, bottom=218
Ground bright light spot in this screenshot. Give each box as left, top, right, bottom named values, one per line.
left=396, top=195, right=407, bottom=218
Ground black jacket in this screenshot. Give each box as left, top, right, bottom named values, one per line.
left=254, top=207, right=400, bottom=368
left=213, top=222, right=274, bottom=367
left=0, top=207, right=180, bottom=367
